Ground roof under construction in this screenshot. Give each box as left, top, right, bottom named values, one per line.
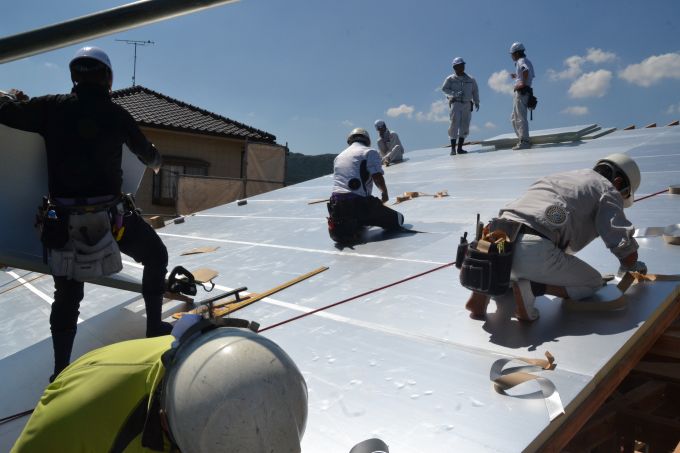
left=1, top=123, right=679, bottom=451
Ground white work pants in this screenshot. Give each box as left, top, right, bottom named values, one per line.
left=510, top=233, right=602, bottom=300
left=511, top=92, right=530, bottom=143
left=382, top=144, right=403, bottom=163
left=448, top=101, right=471, bottom=140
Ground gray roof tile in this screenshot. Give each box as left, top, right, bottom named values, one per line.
left=111, top=85, right=276, bottom=143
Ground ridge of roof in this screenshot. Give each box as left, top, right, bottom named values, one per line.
left=111, top=85, right=276, bottom=143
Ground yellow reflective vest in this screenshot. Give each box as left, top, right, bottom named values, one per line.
left=12, top=335, right=174, bottom=453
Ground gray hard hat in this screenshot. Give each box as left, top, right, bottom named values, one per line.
left=509, top=42, right=525, bottom=53
left=347, top=128, right=371, bottom=146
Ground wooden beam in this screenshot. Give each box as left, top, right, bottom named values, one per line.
left=634, top=362, right=680, bottom=383
left=535, top=294, right=680, bottom=452
left=564, top=381, right=666, bottom=451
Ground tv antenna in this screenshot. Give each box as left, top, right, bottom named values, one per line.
left=116, top=39, right=154, bottom=86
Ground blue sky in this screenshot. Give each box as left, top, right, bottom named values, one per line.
left=2, top=0, right=680, bottom=155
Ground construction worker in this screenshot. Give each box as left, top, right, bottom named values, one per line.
left=327, top=128, right=404, bottom=244
left=441, top=57, right=479, bottom=155
left=0, top=46, right=171, bottom=382
left=11, top=317, right=308, bottom=453
left=509, top=42, right=535, bottom=150
left=464, top=153, right=646, bottom=321
left=374, top=119, right=404, bottom=165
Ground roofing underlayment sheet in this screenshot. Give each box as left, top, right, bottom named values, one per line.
left=1, top=126, right=680, bottom=452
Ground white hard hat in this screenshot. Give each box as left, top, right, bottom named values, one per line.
left=374, top=119, right=386, bottom=130
left=452, top=57, right=465, bottom=66
left=70, top=46, right=112, bottom=72
left=347, top=127, right=371, bottom=146
left=595, top=153, right=641, bottom=208
left=162, top=327, right=308, bottom=453
left=509, top=42, right=525, bottom=53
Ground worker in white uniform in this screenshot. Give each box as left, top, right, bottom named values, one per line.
left=327, top=128, right=404, bottom=244
left=441, top=57, right=479, bottom=155
left=509, top=42, right=535, bottom=150
left=374, top=119, right=404, bottom=165
left=464, top=153, right=646, bottom=321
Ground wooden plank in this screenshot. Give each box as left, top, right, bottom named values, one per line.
left=213, top=266, right=328, bottom=317
left=564, top=381, right=666, bottom=451
left=648, top=327, right=680, bottom=359
left=618, top=409, right=680, bottom=451
left=633, top=362, right=680, bottom=383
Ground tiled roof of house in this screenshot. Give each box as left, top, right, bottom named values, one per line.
left=111, top=85, right=276, bottom=143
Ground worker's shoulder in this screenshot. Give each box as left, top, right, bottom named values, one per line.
left=71, top=335, right=174, bottom=368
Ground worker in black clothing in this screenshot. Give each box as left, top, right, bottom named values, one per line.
left=0, top=46, right=171, bottom=381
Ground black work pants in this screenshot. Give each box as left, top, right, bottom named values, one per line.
left=331, top=195, right=402, bottom=230
left=50, top=212, right=168, bottom=371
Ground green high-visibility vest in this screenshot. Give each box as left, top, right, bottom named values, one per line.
left=12, top=335, right=174, bottom=453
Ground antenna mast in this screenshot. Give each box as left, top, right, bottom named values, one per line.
left=116, top=39, right=154, bottom=86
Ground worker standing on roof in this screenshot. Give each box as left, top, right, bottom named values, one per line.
left=326, top=128, right=404, bottom=244
left=462, top=153, right=646, bottom=321
left=442, top=57, right=480, bottom=155
left=11, top=317, right=308, bottom=453
left=0, top=46, right=171, bottom=382
left=509, top=42, right=535, bottom=150
left=374, top=119, right=405, bottom=166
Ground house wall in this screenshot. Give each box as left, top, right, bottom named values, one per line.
left=134, top=127, right=245, bottom=216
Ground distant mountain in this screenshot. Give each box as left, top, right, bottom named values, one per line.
left=285, top=152, right=336, bottom=185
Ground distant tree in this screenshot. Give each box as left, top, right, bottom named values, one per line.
left=285, top=152, right=337, bottom=185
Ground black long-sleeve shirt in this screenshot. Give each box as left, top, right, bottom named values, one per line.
left=0, top=84, right=161, bottom=198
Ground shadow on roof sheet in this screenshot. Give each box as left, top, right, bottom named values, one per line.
left=479, top=292, right=644, bottom=352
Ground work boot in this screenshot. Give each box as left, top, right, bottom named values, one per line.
left=465, top=292, right=491, bottom=319
left=50, top=328, right=77, bottom=382
left=457, top=137, right=467, bottom=154
left=146, top=320, right=174, bottom=338
left=450, top=139, right=457, bottom=155
left=512, top=141, right=532, bottom=150
left=512, top=279, right=539, bottom=321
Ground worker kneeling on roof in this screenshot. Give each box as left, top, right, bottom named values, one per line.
left=462, top=153, right=646, bottom=322
left=327, top=128, right=404, bottom=244
left=11, top=317, right=308, bottom=453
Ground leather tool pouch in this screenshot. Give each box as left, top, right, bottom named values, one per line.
left=459, top=219, right=520, bottom=295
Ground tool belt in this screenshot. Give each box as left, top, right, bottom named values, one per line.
left=36, top=195, right=134, bottom=280
left=459, top=218, right=521, bottom=296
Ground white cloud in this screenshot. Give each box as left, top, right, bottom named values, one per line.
left=548, top=48, right=617, bottom=81
left=568, top=70, right=612, bottom=98
left=386, top=104, right=414, bottom=118
left=619, top=53, right=680, bottom=87
left=341, top=120, right=354, bottom=127
left=562, top=106, right=590, bottom=116
left=488, top=70, right=514, bottom=95
left=667, top=102, right=680, bottom=114
left=415, top=100, right=449, bottom=123
left=585, top=48, right=616, bottom=64
left=484, top=121, right=497, bottom=129
left=548, top=55, right=584, bottom=80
